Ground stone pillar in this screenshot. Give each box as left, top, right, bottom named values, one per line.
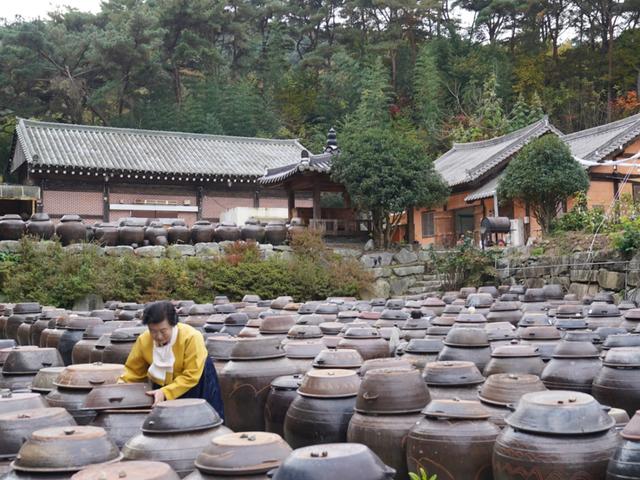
left=196, top=186, right=204, bottom=221
left=102, top=179, right=110, bottom=222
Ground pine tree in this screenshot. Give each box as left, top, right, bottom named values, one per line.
left=413, top=43, right=443, bottom=133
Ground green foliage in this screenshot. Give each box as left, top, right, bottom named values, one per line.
left=0, top=238, right=372, bottom=308
left=409, top=467, right=438, bottom=480
left=611, top=217, right=640, bottom=257
left=427, top=238, right=497, bottom=291
left=498, top=135, right=590, bottom=234
left=332, top=60, right=449, bottom=247
left=552, top=192, right=606, bottom=233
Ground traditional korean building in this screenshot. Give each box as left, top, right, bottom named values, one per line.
left=8, top=118, right=310, bottom=224
left=258, top=129, right=369, bottom=237
left=412, top=113, right=640, bottom=247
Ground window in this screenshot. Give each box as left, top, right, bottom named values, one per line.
left=421, top=211, right=435, bottom=237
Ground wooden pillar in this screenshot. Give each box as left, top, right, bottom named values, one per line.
left=287, top=188, right=295, bottom=220
left=37, top=179, right=46, bottom=213
left=406, top=206, right=415, bottom=243
left=102, top=179, right=110, bottom=222
left=253, top=188, right=260, bottom=208
left=196, top=186, right=204, bottom=221
left=312, top=186, right=321, bottom=220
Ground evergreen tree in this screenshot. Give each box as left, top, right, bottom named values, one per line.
left=413, top=43, right=443, bottom=133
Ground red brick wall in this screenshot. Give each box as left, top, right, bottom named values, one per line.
left=202, top=194, right=254, bottom=221
left=43, top=190, right=103, bottom=218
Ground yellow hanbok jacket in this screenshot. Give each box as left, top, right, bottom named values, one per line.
left=119, top=322, right=207, bottom=400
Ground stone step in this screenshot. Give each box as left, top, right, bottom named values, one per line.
left=422, top=274, right=439, bottom=281
left=414, top=280, right=442, bottom=289
left=407, top=286, right=440, bottom=295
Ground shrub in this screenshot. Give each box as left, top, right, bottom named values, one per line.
left=552, top=192, right=606, bottom=233
left=0, top=237, right=373, bottom=307
left=611, top=216, right=640, bottom=257
left=427, top=238, right=497, bottom=290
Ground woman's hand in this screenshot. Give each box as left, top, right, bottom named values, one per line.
left=145, top=389, right=166, bottom=405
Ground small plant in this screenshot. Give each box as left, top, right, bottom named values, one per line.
left=409, top=468, right=438, bottom=480
left=427, top=238, right=497, bottom=290
left=551, top=192, right=606, bottom=233
left=611, top=216, right=640, bottom=257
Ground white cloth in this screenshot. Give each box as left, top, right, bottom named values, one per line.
left=148, top=326, right=178, bottom=383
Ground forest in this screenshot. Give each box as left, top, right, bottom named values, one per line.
left=1, top=0, right=640, bottom=177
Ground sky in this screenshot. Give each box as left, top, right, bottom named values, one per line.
left=0, top=0, right=103, bottom=21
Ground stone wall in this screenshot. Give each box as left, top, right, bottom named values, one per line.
left=496, top=248, right=640, bottom=302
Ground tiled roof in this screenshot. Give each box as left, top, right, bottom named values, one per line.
left=563, top=112, right=640, bottom=161
left=434, top=117, right=563, bottom=187
left=464, top=173, right=503, bottom=202
left=12, top=118, right=306, bottom=178
left=259, top=152, right=334, bottom=185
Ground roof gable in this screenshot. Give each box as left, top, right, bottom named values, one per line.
left=12, top=118, right=306, bottom=178
left=562, top=112, right=640, bottom=161
left=434, top=117, right=563, bottom=187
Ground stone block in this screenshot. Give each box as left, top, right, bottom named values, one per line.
left=135, top=246, right=165, bottom=258
left=31, top=241, right=57, bottom=253
left=389, top=276, right=417, bottom=296
left=523, top=277, right=545, bottom=288
left=273, top=245, right=293, bottom=252
left=393, top=248, right=418, bottom=264
left=104, top=246, right=134, bottom=257
left=195, top=243, right=220, bottom=257
left=332, top=248, right=361, bottom=258
left=570, top=269, right=598, bottom=283
left=393, top=265, right=425, bottom=277
left=64, top=243, right=104, bottom=255
left=166, top=245, right=195, bottom=258
left=371, top=267, right=392, bottom=279
left=597, top=269, right=625, bottom=291
left=364, top=239, right=375, bottom=251
left=569, top=282, right=600, bottom=298
left=370, top=279, right=391, bottom=299
left=361, top=252, right=394, bottom=268
left=0, top=240, right=20, bottom=253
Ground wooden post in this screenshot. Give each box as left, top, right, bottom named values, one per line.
left=102, top=179, right=110, bottom=222
left=253, top=188, right=260, bottom=208
left=196, top=186, right=204, bottom=221
left=287, top=188, right=295, bottom=221
left=406, top=206, right=415, bottom=243
left=312, top=186, right=321, bottom=220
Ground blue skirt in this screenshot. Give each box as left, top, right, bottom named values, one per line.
left=153, top=357, right=225, bottom=420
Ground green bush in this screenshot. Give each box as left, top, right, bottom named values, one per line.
left=552, top=192, right=606, bottom=233
left=427, top=238, right=497, bottom=290
left=611, top=216, right=640, bottom=257
left=0, top=237, right=373, bottom=308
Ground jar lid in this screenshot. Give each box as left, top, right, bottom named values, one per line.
left=478, top=373, right=547, bottom=406
left=71, top=461, right=180, bottom=480
left=422, top=398, right=490, bottom=419
left=423, top=361, right=485, bottom=386
left=297, top=369, right=360, bottom=398
left=506, top=390, right=614, bottom=434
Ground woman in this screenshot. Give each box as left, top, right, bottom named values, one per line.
left=120, top=301, right=224, bottom=417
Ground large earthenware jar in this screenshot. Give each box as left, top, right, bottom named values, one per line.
left=423, top=360, right=485, bottom=401
left=593, top=347, right=640, bottom=417
left=269, top=443, right=396, bottom=480
left=94, top=222, right=119, bottom=246
left=407, top=399, right=499, bottom=480
left=122, top=399, right=232, bottom=478
left=493, top=390, right=618, bottom=480
left=483, top=341, right=545, bottom=377
left=56, top=215, right=87, bottom=246
left=118, top=220, right=145, bottom=247
left=607, top=410, right=640, bottom=479
left=0, top=215, right=25, bottom=241
left=241, top=219, right=266, bottom=243
left=26, top=213, right=54, bottom=240
left=214, top=223, right=241, bottom=242
left=168, top=220, right=191, bottom=244
left=284, top=369, right=360, bottom=449
left=184, top=432, right=292, bottom=480
left=348, top=368, right=429, bottom=479
left=191, top=221, right=215, bottom=244
left=264, top=222, right=287, bottom=245
left=219, top=337, right=298, bottom=432
left=337, top=327, right=389, bottom=361
left=540, top=340, right=601, bottom=393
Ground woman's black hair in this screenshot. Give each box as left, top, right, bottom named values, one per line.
left=142, top=301, right=178, bottom=326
